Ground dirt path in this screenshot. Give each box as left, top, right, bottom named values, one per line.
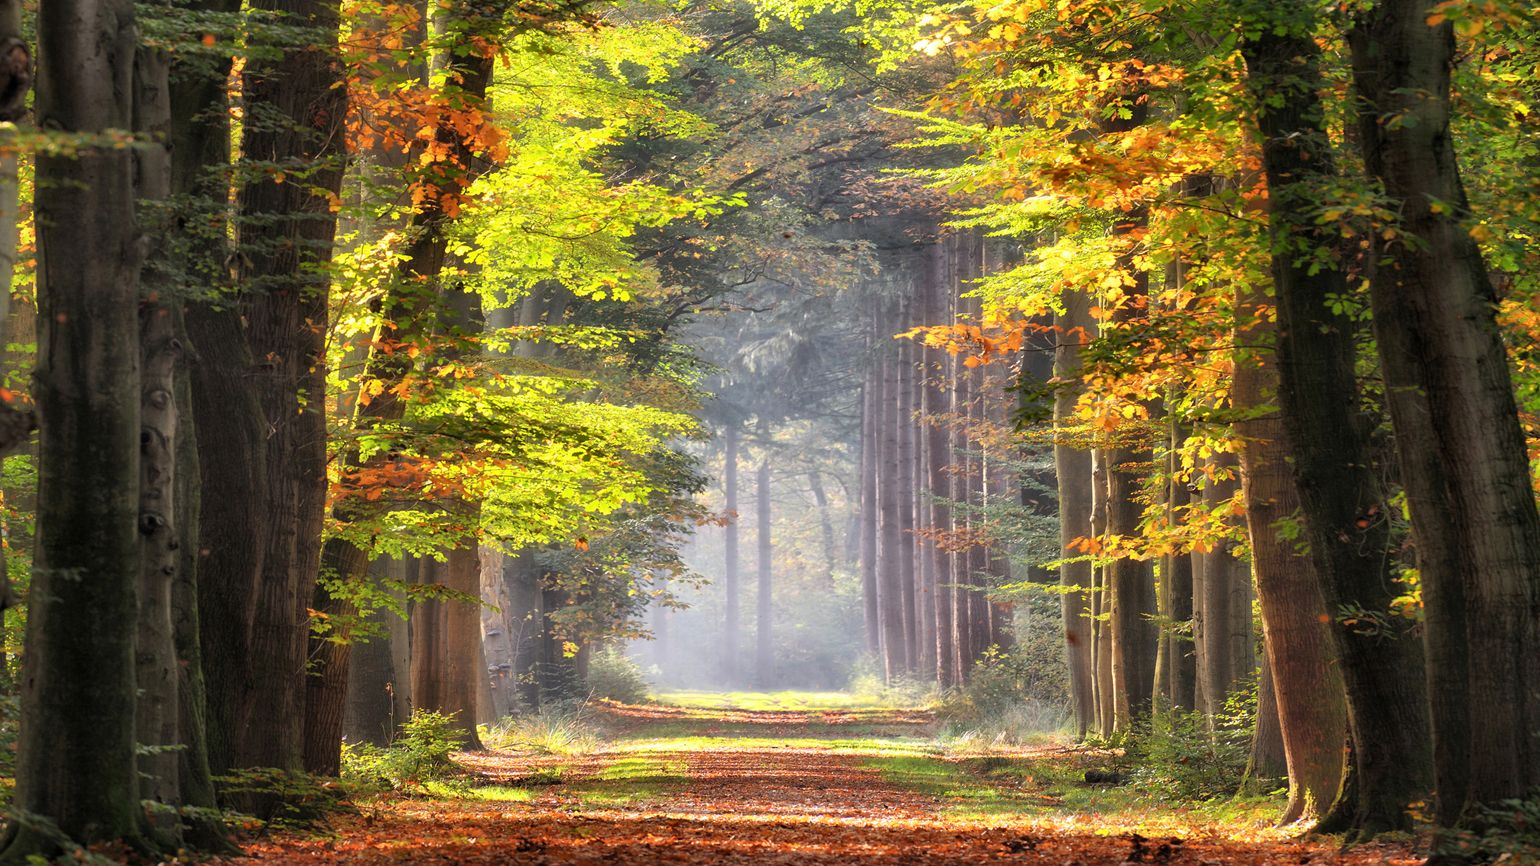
left=218, top=699, right=1422, bottom=866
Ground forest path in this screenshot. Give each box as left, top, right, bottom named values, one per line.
left=220, top=694, right=1420, bottom=866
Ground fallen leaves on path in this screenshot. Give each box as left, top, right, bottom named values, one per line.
left=216, top=701, right=1423, bottom=866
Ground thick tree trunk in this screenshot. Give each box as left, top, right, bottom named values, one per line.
left=133, top=44, right=183, bottom=836
left=755, top=455, right=773, bottom=687
left=5, top=0, right=147, bottom=855
left=344, top=558, right=412, bottom=744
left=229, top=0, right=347, bottom=775
left=1241, top=13, right=1433, bottom=834
left=1245, top=654, right=1288, bottom=790
left=1350, top=2, right=1540, bottom=826
left=1233, top=286, right=1347, bottom=824
left=723, top=423, right=741, bottom=683
left=1054, top=291, right=1096, bottom=737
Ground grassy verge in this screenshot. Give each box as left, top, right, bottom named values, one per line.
left=865, top=747, right=1289, bottom=838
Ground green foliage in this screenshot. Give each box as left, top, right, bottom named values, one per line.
left=213, top=767, right=352, bottom=829
left=1437, top=792, right=1540, bottom=863
left=340, top=710, right=466, bottom=794
left=586, top=646, right=651, bottom=704
left=938, top=642, right=1069, bottom=745
left=1119, top=682, right=1258, bottom=803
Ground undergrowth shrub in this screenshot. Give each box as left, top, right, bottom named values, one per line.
left=483, top=699, right=600, bottom=755
left=340, top=710, right=463, bottom=793
left=1118, top=678, right=1257, bottom=802
left=938, top=643, right=1070, bottom=744
left=1437, top=792, right=1540, bottom=863
left=214, top=767, right=352, bottom=828
left=586, top=646, right=650, bottom=703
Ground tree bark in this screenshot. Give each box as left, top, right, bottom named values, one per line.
left=5, top=0, right=146, bottom=855
left=230, top=0, right=347, bottom=774
left=877, top=301, right=907, bottom=681
left=925, top=241, right=956, bottom=688
left=1233, top=284, right=1347, bottom=824
left=1054, top=290, right=1096, bottom=737
left=1241, top=11, right=1433, bottom=834
left=1350, top=1, right=1540, bottom=826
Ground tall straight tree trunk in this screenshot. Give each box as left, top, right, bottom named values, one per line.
left=1241, top=11, right=1433, bottom=835
left=859, top=352, right=881, bottom=660
left=1198, top=459, right=1244, bottom=719
left=229, top=0, right=347, bottom=775
left=5, top=0, right=147, bottom=855
left=877, top=301, right=906, bottom=681
left=1233, top=285, right=1348, bottom=824
left=755, top=453, right=773, bottom=687
left=925, top=241, right=956, bottom=688
left=895, top=311, right=919, bottom=672
left=1090, top=450, right=1114, bottom=735
left=723, top=423, right=741, bottom=683
left=1104, top=220, right=1158, bottom=727
left=344, top=559, right=412, bottom=744
left=807, top=470, right=836, bottom=584
left=1054, top=290, right=1096, bottom=737
left=1165, top=417, right=1196, bottom=713
left=950, top=285, right=976, bottom=681
left=1350, top=2, right=1540, bottom=827
left=134, top=45, right=184, bottom=834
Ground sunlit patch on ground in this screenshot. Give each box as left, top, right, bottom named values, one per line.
left=218, top=693, right=1424, bottom=866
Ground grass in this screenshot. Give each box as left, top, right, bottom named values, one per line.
left=864, top=746, right=1290, bottom=838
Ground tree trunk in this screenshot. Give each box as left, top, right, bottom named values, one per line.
left=1165, top=418, right=1196, bottom=713
left=925, top=241, right=956, bottom=688
left=1233, top=285, right=1348, bottom=824
left=1090, top=450, right=1114, bottom=735
left=896, top=312, right=920, bottom=672
left=807, top=470, right=836, bottom=584
left=1241, top=11, right=1433, bottom=834
left=230, top=0, right=347, bottom=775
left=755, top=454, right=773, bottom=687
left=1350, top=1, right=1540, bottom=826
left=5, top=0, right=146, bottom=855
left=723, top=422, right=741, bottom=683
left=1245, top=653, right=1288, bottom=791
left=1198, top=458, right=1245, bottom=720
left=134, top=45, right=184, bottom=834
left=344, top=559, right=412, bottom=744
left=877, top=301, right=906, bottom=681
left=1054, top=290, right=1096, bottom=737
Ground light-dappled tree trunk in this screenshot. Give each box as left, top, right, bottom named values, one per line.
left=1054, top=291, right=1095, bottom=737
left=1242, top=11, right=1432, bottom=834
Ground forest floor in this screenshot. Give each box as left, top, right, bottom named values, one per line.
left=217, top=693, right=1422, bottom=865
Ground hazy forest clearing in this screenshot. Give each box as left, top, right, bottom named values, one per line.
left=3, top=0, right=1540, bottom=863
left=221, top=693, right=1421, bottom=866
